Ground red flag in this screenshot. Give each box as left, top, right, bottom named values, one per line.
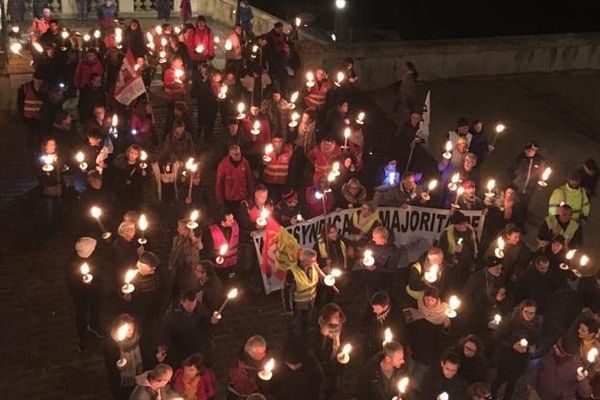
left=114, top=50, right=146, bottom=106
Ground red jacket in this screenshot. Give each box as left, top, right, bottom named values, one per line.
left=305, top=186, right=335, bottom=218
left=186, top=26, right=215, bottom=62
left=209, top=222, right=240, bottom=268
left=307, top=141, right=342, bottom=184
left=215, top=156, right=254, bottom=202
left=172, top=368, right=216, bottom=400
left=241, top=117, right=272, bottom=156
left=263, top=144, right=293, bottom=185
left=163, top=67, right=186, bottom=102
left=74, top=60, right=104, bottom=89
left=304, top=80, right=331, bottom=110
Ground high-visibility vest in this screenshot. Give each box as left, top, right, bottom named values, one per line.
left=304, top=81, right=330, bottom=110
left=290, top=264, right=318, bottom=304
left=545, top=215, right=579, bottom=248
left=549, top=184, right=590, bottom=221
left=317, top=236, right=347, bottom=270
left=209, top=223, right=240, bottom=268
left=263, top=145, right=292, bottom=184
left=445, top=224, right=478, bottom=255
left=23, top=84, right=43, bottom=120
left=406, top=262, right=424, bottom=300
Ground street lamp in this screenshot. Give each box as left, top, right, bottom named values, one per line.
left=334, top=0, right=347, bottom=42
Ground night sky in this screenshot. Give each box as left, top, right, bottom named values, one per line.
left=251, top=0, right=600, bottom=40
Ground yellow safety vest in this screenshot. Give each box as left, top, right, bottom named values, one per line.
left=290, top=265, right=318, bottom=304
left=317, top=236, right=347, bottom=270
left=406, top=262, right=424, bottom=300
left=544, top=215, right=579, bottom=249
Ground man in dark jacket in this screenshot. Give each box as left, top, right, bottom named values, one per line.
left=159, top=289, right=216, bottom=367
left=514, top=254, right=558, bottom=316
left=422, top=351, right=467, bottom=400
left=269, top=337, right=322, bottom=400
left=65, top=237, right=103, bottom=352
left=362, top=291, right=406, bottom=362
left=362, top=226, right=400, bottom=296
left=507, top=141, right=545, bottom=206
left=357, top=341, right=408, bottom=400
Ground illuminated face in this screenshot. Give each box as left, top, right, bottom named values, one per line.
left=94, top=107, right=105, bottom=121
left=410, top=113, right=421, bottom=127
left=505, top=188, right=515, bottom=200
left=463, top=341, right=478, bottom=358
left=535, top=260, right=549, bottom=274
left=174, top=126, right=186, bottom=138
left=172, top=58, right=183, bottom=69
left=441, top=361, right=459, bottom=379
left=327, top=227, right=338, bottom=241
left=505, top=232, right=521, bottom=245
left=360, top=204, right=373, bottom=217
left=473, top=122, right=483, bottom=133
left=137, top=261, right=155, bottom=275
left=254, top=190, right=268, bottom=207
left=250, top=106, right=259, bottom=116
left=551, top=241, right=563, bottom=254
left=568, top=178, right=581, bottom=189
left=272, top=92, right=281, bottom=102
left=196, top=20, right=206, bottom=29
left=339, top=102, right=349, bottom=114
left=315, top=69, right=325, bottom=81
left=150, top=371, right=173, bottom=389
left=194, top=265, right=207, bottom=282
left=301, top=256, right=317, bottom=269
left=86, top=52, right=97, bottom=63
left=423, top=295, right=438, bottom=309
left=390, top=350, right=405, bottom=368
left=222, top=214, right=235, bottom=228
left=372, top=304, right=386, bottom=315
left=578, top=323, right=595, bottom=340
left=457, top=125, right=469, bottom=135
left=177, top=223, right=189, bottom=237
left=248, top=345, right=266, bottom=361
left=522, top=306, right=536, bottom=322
left=403, top=176, right=416, bottom=191
left=183, top=365, right=199, bottom=378
left=463, top=156, right=477, bottom=171
left=44, top=139, right=57, bottom=154
left=127, top=148, right=140, bottom=162
left=88, top=137, right=102, bottom=146
left=457, top=142, right=468, bottom=153
left=272, top=138, right=284, bottom=152
left=557, top=207, right=572, bottom=223
left=373, top=231, right=387, bottom=246
left=427, top=252, right=444, bottom=266
left=524, top=148, right=536, bottom=158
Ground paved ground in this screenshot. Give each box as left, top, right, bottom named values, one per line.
left=0, top=71, right=599, bottom=399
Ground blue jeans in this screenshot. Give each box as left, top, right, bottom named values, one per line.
left=77, top=1, right=88, bottom=20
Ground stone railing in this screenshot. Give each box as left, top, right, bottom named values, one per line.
left=298, top=32, right=600, bottom=89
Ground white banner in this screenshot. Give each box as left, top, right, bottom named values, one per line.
left=252, top=206, right=485, bottom=293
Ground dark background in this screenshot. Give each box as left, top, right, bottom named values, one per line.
left=250, top=0, right=600, bottom=40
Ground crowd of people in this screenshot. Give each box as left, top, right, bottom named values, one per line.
left=9, top=3, right=600, bottom=400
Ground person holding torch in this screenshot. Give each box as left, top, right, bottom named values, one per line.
left=206, top=211, right=240, bottom=285
left=227, top=335, right=270, bottom=399
left=163, top=56, right=187, bottom=131
left=356, top=341, right=408, bottom=400
left=360, top=226, right=400, bottom=297
left=313, top=303, right=347, bottom=400
left=65, top=237, right=103, bottom=352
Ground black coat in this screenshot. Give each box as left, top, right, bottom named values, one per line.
left=356, top=352, right=408, bottom=400
left=269, top=355, right=322, bottom=400
left=159, top=303, right=213, bottom=367
left=362, top=304, right=406, bottom=362
left=422, top=365, right=467, bottom=400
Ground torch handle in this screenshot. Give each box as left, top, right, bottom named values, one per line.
left=315, top=265, right=340, bottom=294
left=217, top=298, right=230, bottom=314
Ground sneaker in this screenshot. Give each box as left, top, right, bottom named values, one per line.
left=86, top=325, right=105, bottom=338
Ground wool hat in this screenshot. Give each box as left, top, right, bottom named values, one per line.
left=524, top=141, right=539, bottom=150
left=449, top=211, right=468, bottom=225
left=568, top=170, right=582, bottom=181
left=139, top=251, right=160, bottom=269
left=75, top=237, right=97, bottom=258
left=457, top=117, right=469, bottom=128
left=486, top=256, right=503, bottom=268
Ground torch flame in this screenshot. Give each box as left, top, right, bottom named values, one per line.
left=75, top=151, right=85, bottom=163
left=566, top=249, right=577, bottom=260
left=111, top=114, right=118, bottom=127
left=580, top=255, right=590, bottom=267
left=94, top=30, right=101, bottom=39
left=80, top=262, right=90, bottom=275
left=219, top=244, right=229, bottom=256
left=116, top=322, right=130, bottom=341
left=264, top=358, right=275, bottom=372
left=140, top=151, right=148, bottom=161
left=224, top=39, right=233, bottom=51
left=195, top=44, right=204, bottom=53
left=265, top=144, right=274, bottom=155
left=124, top=269, right=138, bottom=284
left=290, top=91, right=299, bottom=103
left=487, top=179, right=496, bottom=192
left=185, top=158, right=195, bottom=170
left=190, top=210, right=199, bottom=222
left=383, top=328, right=393, bottom=344
left=497, top=236, right=505, bottom=251
left=445, top=140, right=453, bottom=152
left=448, top=295, right=461, bottom=310
left=398, top=377, right=410, bottom=394
left=90, top=206, right=102, bottom=219
left=341, top=343, right=352, bottom=355
left=428, top=180, right=438, bottom=191
left=306, top=71, right=314, bottom=82
left=138, top=214, right=148, bottom=231
left=495, top=123, right=506, bottom=133
left=541, top=167, right=552, bottom=181
left=227, top=287, right=238, bottom=299
left=336, top=71, right=345, bottom=83
left=588, top=347, right=599, bottom=363
left=33, top=42, right=44, bottom=53
left=451, top=173, right=460, bottom=184
left=237, top=102, right=245, bottom=114
left=344, top=127, right=352, bottom=139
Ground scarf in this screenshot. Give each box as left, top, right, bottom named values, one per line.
left=404, top=296, right=449, bottom=325
left=118, top=332, right=143, bottom=387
